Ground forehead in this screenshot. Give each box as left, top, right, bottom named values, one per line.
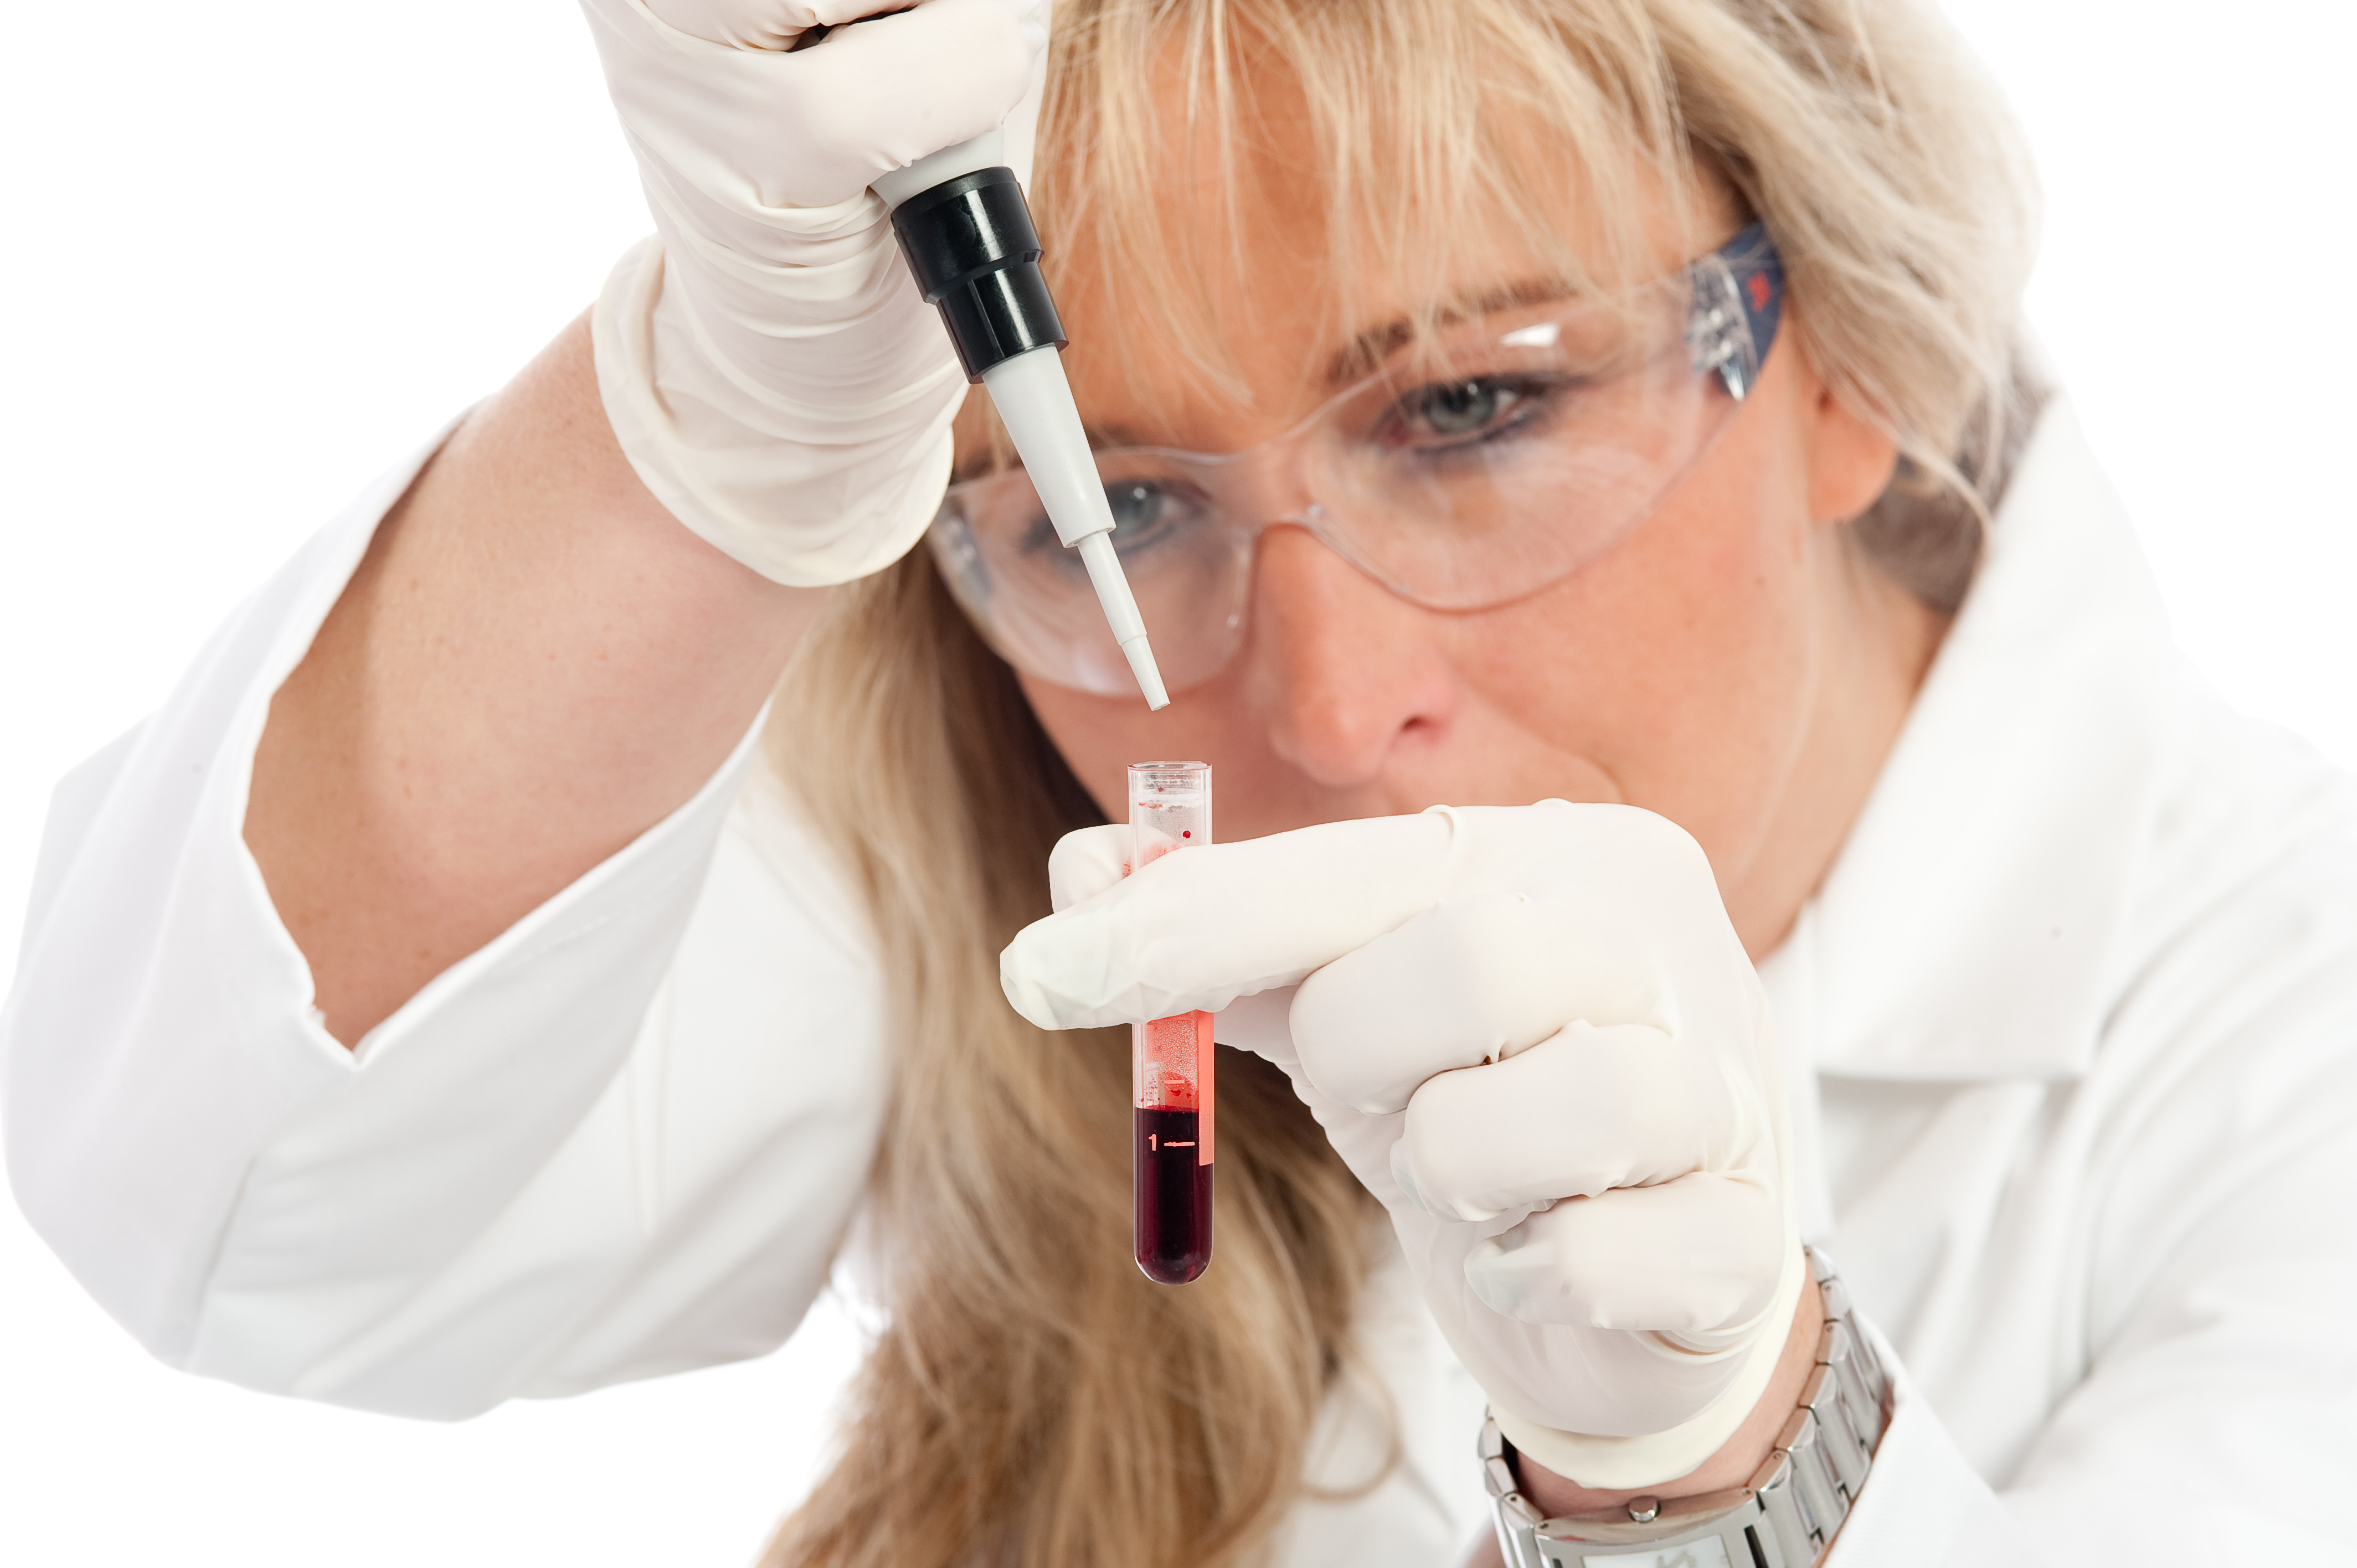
left=969, top=40, right=1722, bottom=457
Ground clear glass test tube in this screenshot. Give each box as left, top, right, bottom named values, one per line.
left=1128, top=761, right=1213, bottom=1285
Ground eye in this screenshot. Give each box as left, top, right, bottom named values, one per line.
left=1420, top=379, right=1511, bottom=435
left=1382, top=375, right=1558, bottom=452
left=1103, top=477, right=1212, bottom=560
left=1107, top=481, right=1168, bottom=534
left=1004, top=474, right=1211, bottom=568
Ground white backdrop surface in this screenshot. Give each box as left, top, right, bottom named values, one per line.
left=1, top=2, right=2349, bottom=1564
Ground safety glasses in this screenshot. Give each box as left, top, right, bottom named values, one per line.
left=927, top=223, right=1784, bottom=697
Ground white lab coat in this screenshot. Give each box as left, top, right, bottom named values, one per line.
left=5, top=400, right=2355, bottom=1566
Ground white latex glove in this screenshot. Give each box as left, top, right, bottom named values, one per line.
left=1006, top=802, right=1805, bottom=1489
left=579, top=0, right=1049, bottom=584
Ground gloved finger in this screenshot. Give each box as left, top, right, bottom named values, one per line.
left=766, top=0, right=1047, bottom=201
left=1461, top=1173, right=1785, bottom=1333
left=1001, top=811, right=1460, bottom=1029
left=647, top=0, right=1041, bottom=50
left=1047, top=823, right=1130, bottom=913
left=642, top=0, right=846, bottom=49
left=642, top=0, right=1038, bottom=51
left=1386, top=1021, right=1742, bottom=1221
left=1289, top=887, right=1679, bottom=1116
left=1002, top=801, right=1741, bottom=1035
left=1045, top=828, right=1305, bottom=1067
left=588, top=0, right=1047, bottom=209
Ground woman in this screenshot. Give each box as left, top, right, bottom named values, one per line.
left=6, top=0, right=2352, bottom=1564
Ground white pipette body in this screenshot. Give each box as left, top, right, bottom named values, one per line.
left=876, top=133, right=1170, bottom=711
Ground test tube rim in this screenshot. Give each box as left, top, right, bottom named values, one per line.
left=1129, top=761, right=1211, bottom=814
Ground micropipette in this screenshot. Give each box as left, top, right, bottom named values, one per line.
left=874, top=133, right=1171, bottom=710
left=1126, top=761, right=1213, bottom=1283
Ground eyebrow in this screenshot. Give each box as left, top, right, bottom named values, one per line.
left=1322, top=277, right=1591, bottom=387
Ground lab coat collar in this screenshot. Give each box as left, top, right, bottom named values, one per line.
left=1771, top=400, right=2189, bottom=1082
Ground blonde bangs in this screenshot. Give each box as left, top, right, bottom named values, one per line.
left=1031, top=0, right=1695, bottom=416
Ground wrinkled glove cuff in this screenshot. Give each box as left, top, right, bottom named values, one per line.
left=591, top=235, right=963, bottom=587
left=1493, top=1241, right=1806, bottom=1490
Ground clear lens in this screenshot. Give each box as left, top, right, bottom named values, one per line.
left=927, top=267, right=1745, bottom=696
left=933, top=481, right=1254, bottom=696
left=1300, top=291, right=1720, bottom=609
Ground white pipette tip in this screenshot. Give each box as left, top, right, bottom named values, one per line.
left=1074, top=529, right=1169, bottom=710
left=1121, top=635, right=1170, bottom=711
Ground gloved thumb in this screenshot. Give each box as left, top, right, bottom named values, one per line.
left=1047, top=823, right=1130, bottom=912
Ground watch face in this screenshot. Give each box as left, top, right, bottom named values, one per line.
left=1579, top=1541, right=1735, bottom=1568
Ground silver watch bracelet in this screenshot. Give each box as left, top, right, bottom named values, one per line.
left=1479, top=1247, right=1891, bottom=1568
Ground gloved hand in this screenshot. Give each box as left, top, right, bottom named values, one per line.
left=579, top=0, right=1049, bottom=584
left=1003, top=802, right=1805, bottom=1489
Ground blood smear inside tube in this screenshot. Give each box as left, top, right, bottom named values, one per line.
left=1128, top=761, right=1213, bottom=1285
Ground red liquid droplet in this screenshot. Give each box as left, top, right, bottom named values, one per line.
left=1135, top=1108, right=1213, bottom=1284
left=1181, top=830, right=1191, bottom=838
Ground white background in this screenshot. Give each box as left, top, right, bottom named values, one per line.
left=1, top=2, right=2350, bottom=1562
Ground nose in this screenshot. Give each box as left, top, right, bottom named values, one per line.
left=1243, top=527, right=1461, bottom=789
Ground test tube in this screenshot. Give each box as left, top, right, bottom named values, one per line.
left=1128, top=761, right=1214, bottom=1285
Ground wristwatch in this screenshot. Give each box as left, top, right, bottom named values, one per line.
left=1479, top=1247, right=1890, bottom=1568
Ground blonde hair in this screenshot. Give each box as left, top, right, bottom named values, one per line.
left=762, top=4, right=2035, bottom=1565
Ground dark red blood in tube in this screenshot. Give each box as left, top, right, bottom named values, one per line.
left=1134, top=1107, right=1214, bottom=1285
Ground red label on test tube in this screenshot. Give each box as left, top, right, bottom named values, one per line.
left=1128, top=761, right=1213, bottom=1285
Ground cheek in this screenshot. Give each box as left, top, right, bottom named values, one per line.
left=1453, top=405, right=1818, bottom=852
